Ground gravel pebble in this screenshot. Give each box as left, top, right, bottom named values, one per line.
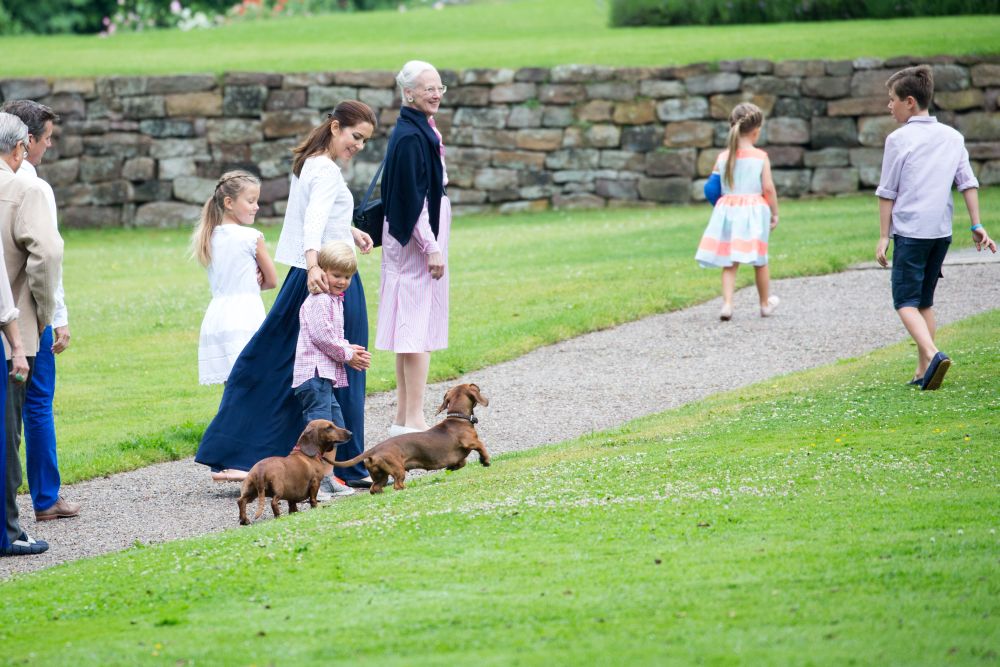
left=2, top=250, right=997, bottom=579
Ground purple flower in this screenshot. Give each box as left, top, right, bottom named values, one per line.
left=170, top=0, right=182, bottom=14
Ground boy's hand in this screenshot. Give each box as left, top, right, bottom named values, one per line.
left=347, top=345, right=371, bottom=371
left=875, top=237, right=891, bottom=267
left=973, top=228, right=997, bottom=253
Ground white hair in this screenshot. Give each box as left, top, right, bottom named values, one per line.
left=396, top=60, right=438, bottom=104
left=0, top=112, right=28, bottom=155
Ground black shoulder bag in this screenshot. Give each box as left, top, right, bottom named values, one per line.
left=353, top=157, right=385, bottom=248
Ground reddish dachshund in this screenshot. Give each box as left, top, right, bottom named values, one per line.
left=335, top=383, right=490, bottom=493
left=238, top=419, right=351, bottom=525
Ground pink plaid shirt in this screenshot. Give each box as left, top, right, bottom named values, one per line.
left=292, top=293, right=354, bottom=389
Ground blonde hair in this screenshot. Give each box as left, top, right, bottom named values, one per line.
left=191, top=170, right=260, bottom=267
left=317, top=241, right=357, bottom=275
left=723, top=102, right=764, bottom=189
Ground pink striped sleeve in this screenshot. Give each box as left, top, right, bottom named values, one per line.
left=410, top=200, right=441, bottom=255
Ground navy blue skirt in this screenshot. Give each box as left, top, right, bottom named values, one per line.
left=195, top=267, right=369, bottom=480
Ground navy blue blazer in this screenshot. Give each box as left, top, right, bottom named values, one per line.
left=382, top=106, right=444, bottom=247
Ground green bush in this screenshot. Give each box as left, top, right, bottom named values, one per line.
left=610, top=0, right=1000, bottom=26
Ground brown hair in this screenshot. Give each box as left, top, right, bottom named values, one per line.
left=291, top=100, right=377, bottom=177
left=191, top=170, right=261, bottom=267
left=0, top=99, right=59, bottom=140
left=723, top=102, right=764, bottom=189
left=316, top=240, right=357, bottom=275
left=886, top=65, right=934, bottom=111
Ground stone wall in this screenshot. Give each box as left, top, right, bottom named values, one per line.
left=1, top=56, right=999, bottom=227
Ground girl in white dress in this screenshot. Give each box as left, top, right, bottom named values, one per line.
left=193, top=170, right=278, bottom=384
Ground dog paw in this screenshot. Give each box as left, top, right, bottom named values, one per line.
left=481, top=460, right=491, bottom=467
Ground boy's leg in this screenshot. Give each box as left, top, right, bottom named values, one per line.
left=897, top=307, right=938, bottom=378
left=293, top=377, right=334, bottom=425
left=891, top=235, right=950, bottom=380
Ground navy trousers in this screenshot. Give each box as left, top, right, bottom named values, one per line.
left=195, top=267, right=369, bottom=480
left=24, top=326, right=60, bottom=511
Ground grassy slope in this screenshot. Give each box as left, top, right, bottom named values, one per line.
left=46, top=188, right=999, bottom=484
left=1, top=309, right=996, bottom=665
left=0, top=0, right=997, bottom=76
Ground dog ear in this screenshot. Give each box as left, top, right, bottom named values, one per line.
left=436, top=388, right=453, bottom=415
left=297, top=421, right=321, bottom=457
left=467, top=383, right=489, bottom=407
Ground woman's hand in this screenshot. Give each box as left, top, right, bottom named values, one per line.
left=307, top=265, right=329, bottom=294
left=347, top=344, right=371, bottom=371
left=352, top=228, right=374, bottom=254
left=428, top=251, right=445, bottom=280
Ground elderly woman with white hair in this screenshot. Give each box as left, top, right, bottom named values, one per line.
left=376, top=60, right=451, bottom=436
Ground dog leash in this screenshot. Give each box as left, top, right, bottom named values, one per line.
left=445, top=412, right=478, bottom=424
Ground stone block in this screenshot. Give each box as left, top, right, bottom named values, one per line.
left=803, top=147, right=848, bottom=167
left=811, top=117, right=858, bottom=148
left=857, top=115, right=899, bottom=147
left=56, top=180, right=132, bottom=206
left=600, top=150, right=645, bottom=171
left=307, top=84, right=357, bottom=111
left=646, top=149, right=696, bottom=177
left=774, top=60, right=827, bottom=78
left=934, top=89, right=985, bottom=111
left=772, top=169, right=812, bottom=197
left=122, top=95, right=166, bottom=119
left=850, top=69, right=896, bottom=97
left=767, top=145, right=805, bottom=167
left=853, top=57, right=885, bottom=70
left=979, top=160, right=1000, bottom=185
left=515, top=67, right=549, bottom=83
left=621, top=125, right=662, bottom=152
left=224, top=85, right=268, bottom=117
left=262, top=110, right=319, bottom=139
left=811, top=167, right=858, bottom=193
left=490, top=83, right=537, bottom=104
left=165, top=92, right=223, bottom=117
left=637, top=176, right=690, bottom=203
left=685, top=72, right=742, bottom=95
left=84, top=133, right=152, bottom=159
left=585, top=82, right=637, bottom=101
left=474, top=168, right=519, bottom=190
left=492, top=150, right=546, bottom=170
left=469, top=128, right=518, bottom=149
left=538, top=84, right=584, bottom=105
left=60, top=205, right=120, bottom=228
left=52, top=78, right=96, bottom=97
left=454, top=107, right=508, bottom=129
left=545, top=148, right=600, bottom=170
left=359, top=87, right=396, bottom=109
left=741, top=59, right=773, bottom=74
left=551, top=64, right=615, bottom=83
left=507, top=105, right=544, bottom=128
left=134, top=201, right=202, bottom=227
left=173, top=175, right=217, bottom=204
left=37, top=159, right=79, bottom=187
left=551, top=192, right=606, bottom=209
left=448, top=188, right=489, bottom=205
left=210, top=143, right=251, bottom=163
left=639, top=80, right=686, bottom=98
left=849, top=147, right=884, bottom=186
left=552, top=169, right=597, bottom=184
left=157, top=157, right=196, bottom=180
left=331, top=70, right=395, bottom=87
left=826, top=60, right=854, bottom=76
left=585, top=124, right=621, bottom=148
left=664, top=121, right=713, bottom=148
left=931, top=64, right=970, bottom=92
left=742, top=76, right=800, bottom=97
left=223, top=72, right=282, bottom=88
left=766, top=117, right=810, bottom=144
left=79, top=156, right=122, bottom=183
left=697, top=148, right=720, bottom=176
left=826, top=96, right=888, bottom=117
left=1, top=78, right=50, bottom=100
left=139, top=119, right=198, bottom=138
left=131, top=180, right=174, bottom=203
left=542, top=106, right=575, bottom=127
left=801, top=77, right=850, bottom=99
left=576, top=100, right=614, bottom=122
left=967, top=142, right=1000, bottom=160
left=259, top=177, right=290, bottom=204
left=265, top=89, right=306, bottom=111
left=282, top=72, right=333, bottom=88
left=250, top=137, right=298, bottom=164
left=499, top=199, right=550, bottom=214
left=39, top=93, right=86, bottom=120
left=448, top=86, right=491, bottom=107
left=460, top=68, right=515, bottom=85
left=709, top=93, right=775, bottom=119
left=774, top=97, right=826, bottom=119
left=613, top=100, right=657, bottom=125
left=971, top=63, right=1000, bottom=87
left=111, top=77, right=149, bottom=97
left=595, top=177, right=638, bottom=200
left=206, top=119, right=263, bottom=144
left=657, top=96, right=709, bottom=122
left=122, top=156, right=156, bottom=181
left=956, top=112, right=1000, bottom=141
left=150, top=138, right=209, bottom=160
left=147, top=75, right=217, bottom=94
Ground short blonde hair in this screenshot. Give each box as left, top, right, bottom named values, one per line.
left=317, top=241, right=357, bottom=275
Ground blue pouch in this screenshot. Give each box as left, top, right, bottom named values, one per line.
left=703, top=173, right=721, bottom=205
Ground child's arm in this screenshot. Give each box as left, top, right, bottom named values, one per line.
left=962, top=189, right=998, bottom=253
left=255, top=236, right=278, bottom=290
left=761, top=157, right=779, bottom=230
left=302, top=297, right=355, bottom=364
left=876, top=198, right=894, bottom=267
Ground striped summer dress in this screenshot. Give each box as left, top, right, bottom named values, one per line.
left=375, top=119, right=450, bottom=353
left=695, top=147, right=772, bottom=268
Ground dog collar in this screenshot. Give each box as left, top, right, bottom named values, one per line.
left=446, top=412, right=478, bottom=424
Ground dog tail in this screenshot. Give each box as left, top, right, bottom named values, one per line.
left=252, top=475, right=266, bottom=521
left=332, top=452, right=369, bottom=468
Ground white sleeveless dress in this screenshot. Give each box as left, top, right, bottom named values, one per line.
left=198, top=224, right=266, bottom=385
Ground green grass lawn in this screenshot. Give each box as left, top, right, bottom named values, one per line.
left=43, top=188, right=1000, bottom=485
left=1, top=308, right=996, bottom=665
left=3, top=0, right=998, bottom=76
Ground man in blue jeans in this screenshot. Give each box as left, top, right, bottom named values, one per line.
left=1, top=100, right=80, bottom=522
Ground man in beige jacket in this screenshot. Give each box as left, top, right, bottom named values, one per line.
left=0, top=111, right=63, bottom=556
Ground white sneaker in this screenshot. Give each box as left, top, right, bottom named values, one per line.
left=388, top=424, right=422, bottom=437
left=317, top=475, right=354, bottom=501
left=760, top=295, right=780, bottom=317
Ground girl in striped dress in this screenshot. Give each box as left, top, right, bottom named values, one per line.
left=695, top=103, right=781, bottom=321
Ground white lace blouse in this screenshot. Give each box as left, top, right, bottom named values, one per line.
left=274, top=155, right=356, bottom=268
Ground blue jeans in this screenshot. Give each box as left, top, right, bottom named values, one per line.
left=293, top=376, right=345, bottom=429
left=23, top=326, right=61, bottom=512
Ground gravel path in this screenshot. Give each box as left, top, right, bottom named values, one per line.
left=3, top=250, right=997, bottom=579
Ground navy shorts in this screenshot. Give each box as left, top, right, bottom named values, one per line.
left=891, top=235, right=951, bottom=310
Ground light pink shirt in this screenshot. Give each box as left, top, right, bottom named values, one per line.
left=292, top=293, right=353, bottom=389
left=875, top=116, right=979, bottom=239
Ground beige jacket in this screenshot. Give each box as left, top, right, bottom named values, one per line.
left=0, top=160, right=64, bottom=356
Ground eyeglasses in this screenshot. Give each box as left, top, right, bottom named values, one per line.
left=421, top=85, right=447, bottom=96
left=16, top=139, right=28, bottom=159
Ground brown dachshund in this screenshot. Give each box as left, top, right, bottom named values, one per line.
left=237, top=419, right=352, bottom=525
left=334, top=383, right=491, bottom=493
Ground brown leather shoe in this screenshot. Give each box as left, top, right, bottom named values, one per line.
left=34, top=496, right=81, bottom=521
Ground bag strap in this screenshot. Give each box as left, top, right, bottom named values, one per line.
left=359, top=129, right=392, bottom=208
